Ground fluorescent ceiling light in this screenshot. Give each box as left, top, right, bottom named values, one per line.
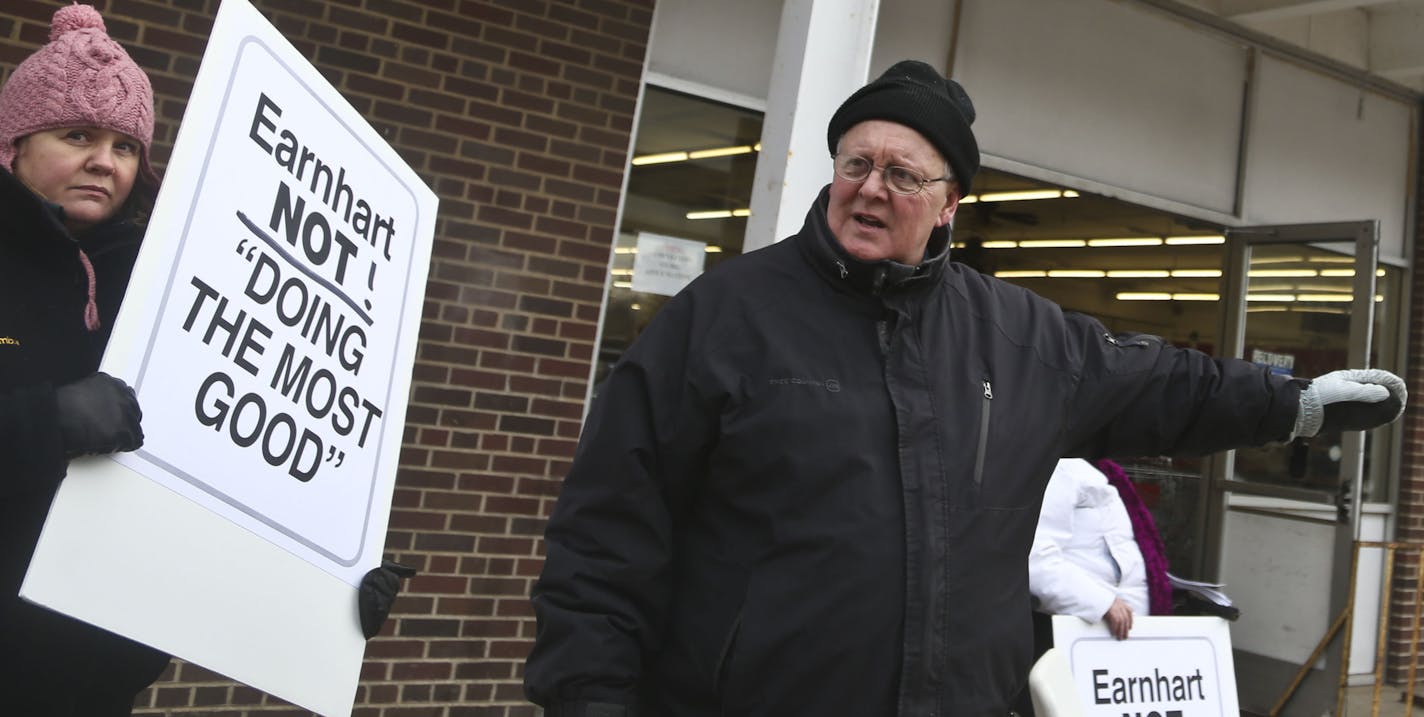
left=686, top=208, right=750, bottom=220
left=1047, top=269, right=1105, bottom=278
left=1317, top=269, right=1355, bottom=277
left=613, top=280, right=633, bottom=288
left=1088, top=237, right=1162, bottom=247
left=982, top=240, right=1018, bottom=249
left=974, top=189, right=1079, bottom=203
left=1117, top=292, right=1173, bottom=301
left=614, top=247, right=637, bottom=254
left=1246, top=293, right=1296, bottom=302
left=1165, top=235, right=1225, bottom=245
left=688, top=145, right=754, bottom=159
left=632, top=143, right=761, bottom=166
left=1295, top=294, right=1354, bottom=302
left=705, top=245, right=723, bottom=253
left=1173, top=293, right=1219, bottom=301
left=687, top=210, right=733, bottom=220
left=1249, top=269, right=1317, bottom=277
left=1019, top=239, right=1086, bottom=248
left=1247, top=306, right=1290, bottom=313
left=996, top=267, right=1224, bottom=278
left=631, top=151, right=689, bottom=166
left=1106, top=270, right=1169, bottom=278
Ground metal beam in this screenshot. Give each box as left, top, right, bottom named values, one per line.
left=1132, top=0, right=1422, bottom=101
left=1222, top=0, right=1395, bottom=22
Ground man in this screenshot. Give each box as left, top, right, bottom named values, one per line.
left=524, top=60, right=1405, bottom=716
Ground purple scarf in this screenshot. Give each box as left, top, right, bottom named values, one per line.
left=1092, top=459, right=1173, bottom=616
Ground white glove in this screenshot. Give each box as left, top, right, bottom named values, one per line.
left=1293, top=368, right=1407, bottom=439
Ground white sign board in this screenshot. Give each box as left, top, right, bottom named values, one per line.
left=21, top=0, right=436, bottom=714
left=631, top=231, right=704, bottom=296
left=1053, top=615, right=1240, bottom=717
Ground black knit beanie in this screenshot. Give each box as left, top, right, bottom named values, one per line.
left=826, top=60, right=980, bottom=195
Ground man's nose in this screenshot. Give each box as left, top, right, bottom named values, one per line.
left=858, top=166, right=888, bottom=196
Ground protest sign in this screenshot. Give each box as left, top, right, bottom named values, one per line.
left=21, top=0, right=437, bottom=713
left=1053, top=615, right=1240, bottom=716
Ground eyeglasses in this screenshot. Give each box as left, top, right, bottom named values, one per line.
left=832, top=154, right=952, bottom=196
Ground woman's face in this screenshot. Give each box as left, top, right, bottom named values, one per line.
left=13, top=126, right=141, bottom=233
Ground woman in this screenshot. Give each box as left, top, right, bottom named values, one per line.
left=0, top=4, right=169, bottom=714
left=1028, top=458, right=1173, bottom=641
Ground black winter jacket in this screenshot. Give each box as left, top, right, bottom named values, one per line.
left=0, top=168, right=170, bottom=714
left=526, top=187, right=1300, bottom=716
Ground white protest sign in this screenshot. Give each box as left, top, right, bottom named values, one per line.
left=1053, top=615, right=1240, bottom=717
left=22, top=0, right=436, bottom=713
left=631, top=231, right=705, bottom=296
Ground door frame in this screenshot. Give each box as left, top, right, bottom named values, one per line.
left=1201, top=220, right=1379, bottom=711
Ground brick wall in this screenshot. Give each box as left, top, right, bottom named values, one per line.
left=1388, top=101, right=1424, bottom=683
left=0, top=0, right=651, bottom=714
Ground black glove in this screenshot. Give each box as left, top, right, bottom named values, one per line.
left=54, top=372, right=144, bottom=458
left=358, top=559, right=416, bottom=639
left=1293, top=369, right=1407, bottom=438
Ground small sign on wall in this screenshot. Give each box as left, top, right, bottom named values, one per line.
left=631, top=231, right=705, bottom=296
left=1052, top=615, right=1240, bottom=716
left=1251, top=348, right=1296, bottom=376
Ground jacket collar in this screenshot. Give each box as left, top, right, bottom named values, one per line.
left=795, top=185, right=950, bottom=298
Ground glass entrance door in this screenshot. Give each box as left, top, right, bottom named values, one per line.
left=1207, top=221, right=1380, bottom=715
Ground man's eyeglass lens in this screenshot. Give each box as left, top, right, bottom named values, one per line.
left=834, top=155, right=946, bottom=195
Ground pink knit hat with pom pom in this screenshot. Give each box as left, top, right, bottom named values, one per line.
left=0, top=3, right=157, bottom=194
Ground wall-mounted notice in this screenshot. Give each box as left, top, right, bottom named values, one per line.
left=631, top=231, right=705, bottom=296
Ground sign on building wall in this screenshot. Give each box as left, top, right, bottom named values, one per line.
left=632, top=231, right=705, bottom=296
left=21, top=0, right=437, bottom=714
left=1052, top=615, right=1240, bottom=716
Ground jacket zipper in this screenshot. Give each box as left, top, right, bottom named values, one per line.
left=972, top=378, right=992, bottom=487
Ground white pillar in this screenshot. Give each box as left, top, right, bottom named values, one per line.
left=743, top=0, right=881, bottom=252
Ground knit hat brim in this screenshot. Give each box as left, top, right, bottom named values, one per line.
left=827, top=60, right=980, bottom=195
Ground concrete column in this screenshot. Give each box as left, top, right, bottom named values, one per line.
left=743, top=0, right=880, bottom=252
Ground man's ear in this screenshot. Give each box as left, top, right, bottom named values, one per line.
left=936, top=187, right=960, bottom=227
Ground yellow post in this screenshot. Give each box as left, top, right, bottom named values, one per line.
left=1337, top=541, right=1363, bottom=716
left=1404, top=547, right=1424, bottom=717
left=1373, top=544, right=1398, bottom=716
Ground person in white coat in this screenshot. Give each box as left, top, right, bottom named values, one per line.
left=1028, top=458, right=1159, bottom=640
